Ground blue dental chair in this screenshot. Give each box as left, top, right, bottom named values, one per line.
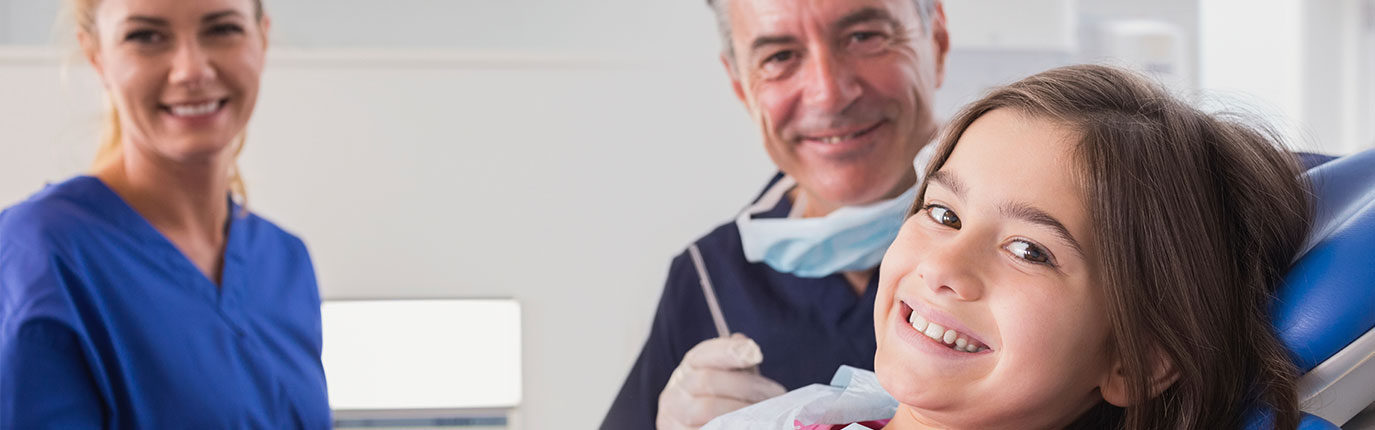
left=1256, top=149, right=1375, bottom=429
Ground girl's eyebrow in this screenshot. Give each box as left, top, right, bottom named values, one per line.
left=930, top=169, right=1084, bottom=257
left=1000, top=201, right=1085, bottom=258
left=927, top=170, right=967, bottom=199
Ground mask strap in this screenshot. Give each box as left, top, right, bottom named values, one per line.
left=788, top=191, right=808, bottom=219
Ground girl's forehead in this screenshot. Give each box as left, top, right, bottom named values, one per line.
left=946, top=110, right=1080, bottom=196
left=940, top=110, right=1093, bottom=244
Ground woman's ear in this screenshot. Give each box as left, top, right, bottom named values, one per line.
left=1100, top=347, right=1181, bottom=407
left=258, top=14, right=272, bottom=50
left=77, top=30, right=104, bottom=78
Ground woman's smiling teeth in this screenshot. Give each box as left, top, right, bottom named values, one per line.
left=909, top=312, right=989, bottom=353
left=166, top=100, right=223, bottom=117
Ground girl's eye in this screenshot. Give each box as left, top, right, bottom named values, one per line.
left=925, top=204, right=961, bottom=229
left=1006, top=240, right=1053, bottom=265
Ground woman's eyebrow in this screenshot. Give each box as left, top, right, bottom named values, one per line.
left=124, top=15, right=170, bottom=27
left=202, top=10, right=243, bottom=23
left=1000, top=201, right=1085, bottom=257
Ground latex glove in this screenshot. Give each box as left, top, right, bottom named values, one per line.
left=656, top=333, right=788, bottom=430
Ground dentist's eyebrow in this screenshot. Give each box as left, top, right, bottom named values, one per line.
left=1000, top=201, right=1085, bottom=257
left=926, top=170, right=968, bottom=200
left=832, top=7, right=901, bottom=33
left=750, top=34, right=800, bottom=53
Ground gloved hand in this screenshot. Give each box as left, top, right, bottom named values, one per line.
left=656, top=333, right=787, bottom=430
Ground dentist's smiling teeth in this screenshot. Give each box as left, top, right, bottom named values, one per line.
left=908, top=310, right=989, bottom=353
left=806, top=122, right=881, bottom=145
left=813, top=131, right=858, bottom=144
left=167, top=100, right=222, bottom=117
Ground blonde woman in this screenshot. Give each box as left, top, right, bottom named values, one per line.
left=0, top=0, right=328, bottom=428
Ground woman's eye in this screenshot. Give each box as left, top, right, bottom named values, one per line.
left=206, top=23, right=244, bottom=37
left=124, top=30, right=165, bottom=44
left=925, top=204, right=961, bottom=229
left=1006, top=240, right=1052, bottom=265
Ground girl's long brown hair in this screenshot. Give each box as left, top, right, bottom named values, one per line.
left=916, top=64, right=1311, bottom=429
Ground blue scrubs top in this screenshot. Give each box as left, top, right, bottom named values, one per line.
left=601, top=174, right=879, bottom=430
left=0, top=176, right=330, bottom=429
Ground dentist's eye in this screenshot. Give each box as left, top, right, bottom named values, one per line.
left=924, top=204, right=961, bottom=229
left=847, top=31, right=888, bottom=54
left=1006, top=240, right=1053, bottom=265
left=758, top=50, right=799, bottom=79
left=765, top=50, right=794, bottom=64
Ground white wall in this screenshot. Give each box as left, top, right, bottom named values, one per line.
left=0, top=47, right=772, bottom=430
left=1, top=2, right=776, bottom=428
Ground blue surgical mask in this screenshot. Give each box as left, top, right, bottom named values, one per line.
left=736, top=144, right=935, bottom=278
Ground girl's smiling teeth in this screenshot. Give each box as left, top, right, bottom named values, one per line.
left=906, top=306, right=990, bottom=353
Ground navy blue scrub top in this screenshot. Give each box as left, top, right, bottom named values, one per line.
left=601, top=174, right=879, bottom=430
left=0, top=176, right=330, bottom=429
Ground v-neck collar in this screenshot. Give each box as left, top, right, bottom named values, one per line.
left=77, top=176, right=243, bottom=295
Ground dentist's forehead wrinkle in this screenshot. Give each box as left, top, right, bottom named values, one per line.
left=999, top=201, right=1085, bottom=258
left=831, top=7, right=902, bottom=33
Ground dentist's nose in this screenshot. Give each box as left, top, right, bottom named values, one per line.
left=800, top=48, right=861, bottom=115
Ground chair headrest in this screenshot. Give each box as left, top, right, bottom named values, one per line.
left=1274, top=149, right=1375, bottom=372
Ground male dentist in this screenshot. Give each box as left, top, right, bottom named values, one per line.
left=603, top=1, right=950, bottom=428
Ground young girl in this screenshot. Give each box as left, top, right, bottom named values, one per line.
left=705, top=64, right=1310, bottom=429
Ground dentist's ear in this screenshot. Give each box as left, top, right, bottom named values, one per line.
left=722, top=54, right=747, bottom=105
left=1100, top=346, right=1181, bottom=407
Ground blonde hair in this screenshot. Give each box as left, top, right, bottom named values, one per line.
left=71, top=0, right=264, bottom=205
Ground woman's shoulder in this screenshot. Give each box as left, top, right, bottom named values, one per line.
left=228, top=208, right=313, bottom=270
left=0, top=176, right=113, bottom=253
left=233, top=208, right=307, bottom=249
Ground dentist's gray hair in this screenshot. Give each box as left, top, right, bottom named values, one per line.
left=706, top=0, right=937, bottom=66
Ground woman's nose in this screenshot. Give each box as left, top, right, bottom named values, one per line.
left=168, top=39, right=217, bottom=90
